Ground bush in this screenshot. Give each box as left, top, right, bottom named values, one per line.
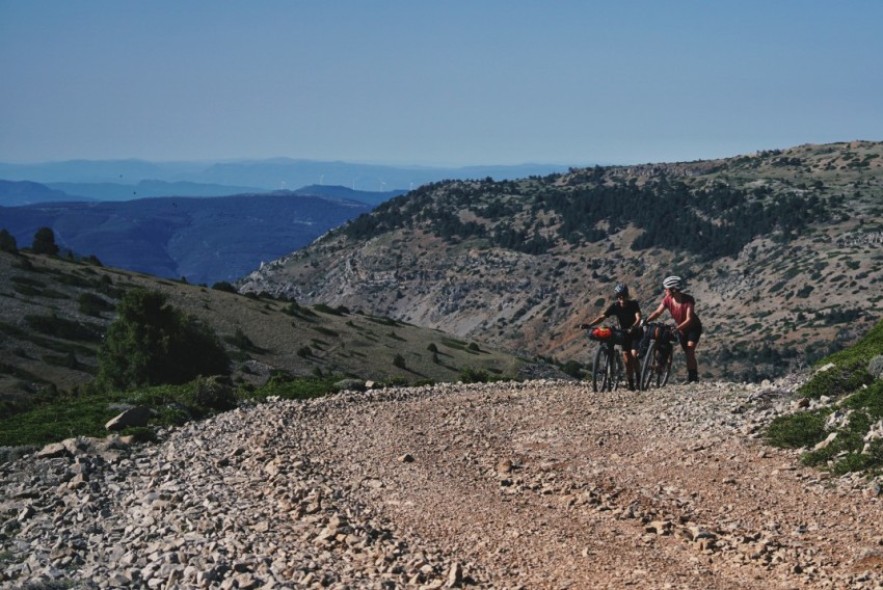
left=25, top=313, right=103, bottom=342
left=211, top=281, right=237, bottom=293
left=32, top=227, right=59, bottom=255
left=798, top=360, right=874, bottom=399
left=247, top=375, right=339, bottom=401
left=460, top=367, right=489, bottom=383
left=0, top=228, right=17, bottom=253
left=97, top=289, right=230, bottom=391
left=78, top=292, right=115, bottom=317
left=124, top=379, right=237, bottom=424
left=314, top=303, right=349, bottom=316
left=186, top=376, right=238, bottom=413
left=765, top=410, right=829, bottom=448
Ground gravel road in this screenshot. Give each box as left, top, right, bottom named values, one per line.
left=3, top=377, right=883, bottom=589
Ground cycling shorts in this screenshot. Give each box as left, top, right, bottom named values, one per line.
left=678, top=324, right=703, bottom=346
left=621, top=330, right=642, bottom=352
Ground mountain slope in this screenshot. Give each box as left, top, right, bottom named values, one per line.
left=237, top=141, right=883, bottom=381
left=0, top=251, right=531, bottom=405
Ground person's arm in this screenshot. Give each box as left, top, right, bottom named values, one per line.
left=631, top=309, right=643, bottom=331
left=580, top=312, right=607, bottom=328
left=644, top=301, right=665, bottom=323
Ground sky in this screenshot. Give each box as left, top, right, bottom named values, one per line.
left=1, top=0, right=882, bottom=167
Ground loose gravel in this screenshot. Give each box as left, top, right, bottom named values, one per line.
left=2, top=376, right=882, bottom=589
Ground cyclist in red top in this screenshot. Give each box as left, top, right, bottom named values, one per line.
left=644, top=275, right=703, bottom=383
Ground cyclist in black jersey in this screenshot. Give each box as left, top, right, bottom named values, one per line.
left=580, top=283, right=644, bottom=390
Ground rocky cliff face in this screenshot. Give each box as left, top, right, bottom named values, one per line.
left=238, top=141, right=883, bottom=381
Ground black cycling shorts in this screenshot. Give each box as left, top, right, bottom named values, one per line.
left=678, top=325, right=703, bottom=346
left=621, top=330, right=642, bottom=352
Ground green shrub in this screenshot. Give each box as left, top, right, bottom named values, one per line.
left=32, top=227, right=59, bottom=255
left=798, top=360, right=874, bottom=399
left=248, top=375, right=339, bottom=401
left=850, top=385, right=883, bottom=417
left=186, top=376, right=238, bottom=413
left=314, top=303, right=349, bottom=315
left=0, top=228, right=17, bottom=253
left=313, top=326, right=339, bottom=337
left=97, top=289, right=230, bottom=391
left=224, top=327, right=265, bottom=352
left=460, top=367, right=489, bottom=383
left=25, top=313, right=103, bottom=342
left=211, top=281, right=237, bottom=293
left=124, top=378, right=236, bottom=423
left=78, top=292, right=115, bottom=316
left=286, top=301, right=318, bottom=320
left=800, top=409, right=881, bottom=474
left=765, top=410, right=829, bottom=448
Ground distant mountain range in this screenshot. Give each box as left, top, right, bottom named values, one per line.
left=0, top=186, right=376, bottom=284
left=0, top=157, right=570, bottom=285
left=0, top=158, right=571, bottom=196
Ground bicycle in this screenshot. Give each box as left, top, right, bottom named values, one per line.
left=638, top=322, right=678, bottom=390
left=585, top=326, right=627, bottom=392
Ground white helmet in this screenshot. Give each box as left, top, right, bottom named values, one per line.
left=663, top=275, right=683, bottom=290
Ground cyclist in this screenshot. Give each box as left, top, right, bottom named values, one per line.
left=580, top=283, right=643, bottom=390
left=643, top=275, right=702, bottom=383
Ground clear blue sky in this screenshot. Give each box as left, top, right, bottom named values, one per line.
left=1, top=0, right=881, bottom=167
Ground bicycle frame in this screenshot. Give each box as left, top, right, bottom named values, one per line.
left=639, top=322, right=677, bottom=389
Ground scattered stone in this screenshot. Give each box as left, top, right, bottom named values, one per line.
left=105, top=405, right=154, bottom=431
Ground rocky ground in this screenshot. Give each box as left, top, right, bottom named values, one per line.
left=2, top=376, right=883, bottom=589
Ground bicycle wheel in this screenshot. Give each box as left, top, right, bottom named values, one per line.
left=592, top=345, right=612, bottom=392
left=641, top=341, right=674, bottom=389
left=657, top=345, right=673, bottom=386
left=639, top=341, right=658, bottom=390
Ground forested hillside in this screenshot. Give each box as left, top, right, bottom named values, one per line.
left=345, top=169, right=837, bottom=258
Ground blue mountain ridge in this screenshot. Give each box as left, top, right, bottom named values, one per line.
left=0, top=189, right=375, bottom=285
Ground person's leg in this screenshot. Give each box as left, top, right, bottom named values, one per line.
left=678, top=327, right=700, bottom=383
left=629, top=349, right=642, bottom=389
left=622, top=350, right=636, bottom=389
left=684, top=341, right=698, bottom=382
